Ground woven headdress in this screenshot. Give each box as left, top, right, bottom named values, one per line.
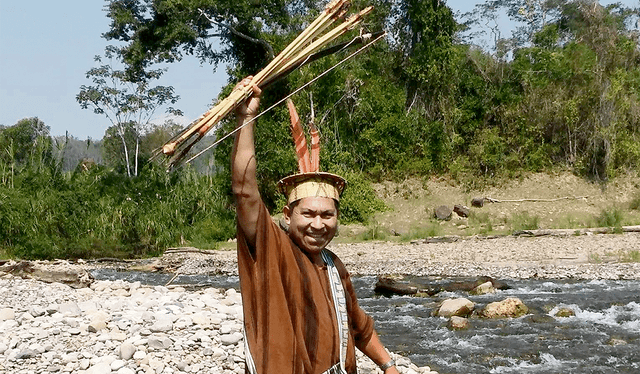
left=277, top=99, right=346, bottom=203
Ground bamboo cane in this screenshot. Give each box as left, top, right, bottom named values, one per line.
left=193, top=6, right=373, bottom=139
left=160, top=0, right=375, bottom=167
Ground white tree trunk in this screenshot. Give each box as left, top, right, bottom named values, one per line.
left=119, top=128, right=131, bottom=177
left=135, top=136, right=139, bottom=177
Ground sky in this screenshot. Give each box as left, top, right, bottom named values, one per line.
left=0, top=1, right=636, bottom=140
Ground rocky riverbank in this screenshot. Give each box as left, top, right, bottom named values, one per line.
left=2, top=231, right=640, bottom=374
left=0, top=274, right=436, bottom=374
left=162, top=231, right=640, bottom=280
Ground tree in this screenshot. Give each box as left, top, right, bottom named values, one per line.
left=0, top=118, right=64, bottom=190
left=391, top=0, right=458, bottom=116
left=102, top=0, right=317, bottom=78
left=0, top=117, right=51, bottom=167
left=77, top=45, right=181, bottom=176
left=460, top=0, right=563, bottom=57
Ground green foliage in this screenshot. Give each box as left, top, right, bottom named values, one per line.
left=357, top=222, right=389, bottom=242
left=621, top=250, right=640, bottom=263
left=338, top=170, right=388, bottom=224
left=400, top=223, right=442, bottom=241
left=102, top=0, right=314, bottom=77
left=596, top=206, right=625, bottom=229
left=0, top=144, right=237, bottom=260
left=77, top=46, right=181, bottom=177
left=469, top=211, right=493, bottom=234
left=511, top=211, right=540, bottom=232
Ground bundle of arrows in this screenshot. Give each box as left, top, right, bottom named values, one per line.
left=155, top=0, right=379, bottom=169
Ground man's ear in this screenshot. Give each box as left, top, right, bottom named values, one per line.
left=283, top=205, right=292, bottom=225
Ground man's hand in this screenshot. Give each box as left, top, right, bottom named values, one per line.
left=235, top=76, right=262, bottom=119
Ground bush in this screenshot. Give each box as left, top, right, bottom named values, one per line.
left=0, top=163, right=238, bottom=260
left=337, top=170, right=388, bottom=224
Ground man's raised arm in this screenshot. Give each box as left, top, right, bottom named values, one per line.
left=231, top=77, right=262, bottom=247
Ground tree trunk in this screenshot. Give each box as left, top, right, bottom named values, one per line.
left=119, top=129, right=131, bottom=177
left=135, top=137, right=139, bottom=177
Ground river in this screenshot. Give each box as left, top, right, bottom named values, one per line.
left=91, top=269, right=640, bottom=374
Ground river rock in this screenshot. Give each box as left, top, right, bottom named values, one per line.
left=447, top=316, right=470, bottom=330
left=120, top=342, right=136, bottom=360
left=479, top=297, right=529, bottom=319
left=374, top=275, right=418, bottom=296
left=443, top=276, right=510, bottom=293
left=150, top=317, right=173, bottom=332
left=554, top=307, right=576, bottom=318
left=88, top=320, right=107, bottom=332
left=0, top=307, right=15, bottom=321
left=470, top=281, right=495, bottom=295
left=436, top=298, right=474, bottom=318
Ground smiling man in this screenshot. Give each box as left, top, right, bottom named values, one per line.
left=231, top=77, right=400, bottom=374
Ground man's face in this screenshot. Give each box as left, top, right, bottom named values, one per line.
left=283, top=196, right=338, bottom=256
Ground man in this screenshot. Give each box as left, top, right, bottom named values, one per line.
left=231, top=76, right=400, bottom=374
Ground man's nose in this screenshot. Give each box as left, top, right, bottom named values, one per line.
left=310, top=215, right=324, bottom=229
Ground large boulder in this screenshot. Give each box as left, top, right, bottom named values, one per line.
left=436, top=298, right=475, bottom=318
left=434, top=205, right=453, bottom=221
left=374, top=275, right=418, bottom=296
left=479, top=297, right=529, bottom=319
left=453, top=205, right=470, bottom=218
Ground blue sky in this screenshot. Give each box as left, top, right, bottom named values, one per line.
left=0, top=1, right=635, bottom=140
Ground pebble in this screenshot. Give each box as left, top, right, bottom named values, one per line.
left=0, top=274, right=437, bottom=374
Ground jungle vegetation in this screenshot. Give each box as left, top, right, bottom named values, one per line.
left=1, top=0, right=639, bottom=259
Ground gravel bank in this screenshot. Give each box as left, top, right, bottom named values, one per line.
left=0, top=275, right=435, bottom=374
left=167, top=232, right=640, bottom=280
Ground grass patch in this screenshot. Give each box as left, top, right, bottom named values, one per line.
left=469, top=211, right=494, bottom=234
left=510, top=211, right=540, bottom=231
left=400, top=222, right=443, bottom=241
left=588, top=253, right=602, bottom=263
left=620, top=250, right=640, bottom=263
left=555, top=213, right=589, bottom=229
left=595, top=206, right=625, bottom=230
left=357, top=222, right=389, bottom=241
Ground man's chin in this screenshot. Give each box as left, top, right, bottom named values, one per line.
left=301, top=238, right=328, bottom=253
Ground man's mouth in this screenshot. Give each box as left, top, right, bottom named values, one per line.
left=306, top=233, right=325, bottom=240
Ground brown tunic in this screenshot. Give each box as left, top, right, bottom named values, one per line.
left=237, top=202, right=374, bottom=374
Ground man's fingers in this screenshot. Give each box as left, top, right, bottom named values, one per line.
left=251, top=84, right=262, bottom=97
left=234, top=76, right=254, bottom=90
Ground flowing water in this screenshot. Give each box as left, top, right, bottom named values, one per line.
left=91, top=270, right=640, bottom=374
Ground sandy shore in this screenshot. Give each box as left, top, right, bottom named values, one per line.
left=159, top=231, right=640, bottom=280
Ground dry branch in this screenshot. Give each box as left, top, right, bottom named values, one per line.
left=484, top=196, right=589, bottom=203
